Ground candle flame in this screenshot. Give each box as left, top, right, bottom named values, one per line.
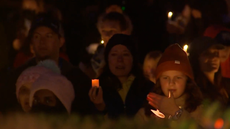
left=101, top=40, right=104, bottom=44
left=168, top=12, right=173, bottom=18
left=168, top=91, right=171, bottom=98
left=183, top=44, right=188, bottom=53
left=151, top=109, right=165, bottom=118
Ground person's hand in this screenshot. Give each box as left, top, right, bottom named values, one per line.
left=147, top=91, right=179, bottom=116
left=89, top=87, right=105, bottom=111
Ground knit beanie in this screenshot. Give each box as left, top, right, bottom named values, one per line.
left=29, top=73, right=75, bottom=114
left=104, top=34, right=137, bottom=64
left=155, top=44, right=194, bottom=80
left=16, top=60, right=60, bottom=100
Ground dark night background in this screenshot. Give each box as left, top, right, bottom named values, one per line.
left=0, top=0, right=210, bottom=67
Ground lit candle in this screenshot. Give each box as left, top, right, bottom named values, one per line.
left=168, top=11, right=173, bottom=21
left=101, top=40, right=104, bottom=44
left=168, top=91, right=171, bottom=98
left=183, top=44, right=188, bottom=54
left=151, top=109, right=165, bottom=118
left=92, top=79, right=99, bottom=87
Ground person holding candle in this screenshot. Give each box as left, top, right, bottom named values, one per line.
left=90, top=12, right=131, bottom=78
left=135, top=44, right=203, bottom=126
left=88, top=34, right=153, bottom=119
left=188, top=37, right=230, bottom=107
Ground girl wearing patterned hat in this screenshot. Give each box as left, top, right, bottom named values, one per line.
left=29, top=72, right=75, bottom=114
left=16, top=60, right=60, bottom=112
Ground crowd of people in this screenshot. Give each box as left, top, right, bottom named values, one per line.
left=1, top=0, right=230, bottom=128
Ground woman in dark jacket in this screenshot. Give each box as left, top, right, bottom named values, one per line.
left=88, top=34, right=154, bottom=119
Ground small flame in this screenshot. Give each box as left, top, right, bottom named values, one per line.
left=101, top=40, right=104, bottom=44
left=168, top=12, right=173, bottom=18
left=183, top=44, right=188, bottom=53
left=151, top=109, right=165, bottom=118
left=168, top=91, right=171, bottom=98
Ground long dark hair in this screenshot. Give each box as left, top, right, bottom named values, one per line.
left=190, top=51, right=223, bottom=88
left=189, top=52, right=227, bottom=104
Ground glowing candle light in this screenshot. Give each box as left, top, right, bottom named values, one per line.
left=168, top=91, right=171, bottom=98
left=168, top=12, right=173, bottom=20
left=151, top=109, right=165, bottom=118
left=92, top=79, right=99, bottom=88
left=183, top=44, right=189, bottom=56
left=101, top=40, right=104, bottom=44
left=183, top=44, right=188, bottom=53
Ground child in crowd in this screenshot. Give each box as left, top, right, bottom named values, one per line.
left=29, top=72, right=75, bottom=114
left=136, top=44, right=203, bottom=126
left=143, top=51, right=162, bottom=83
left=16, top=60, right=60, bottom=112
left=89, top=34, right=153, bottom=119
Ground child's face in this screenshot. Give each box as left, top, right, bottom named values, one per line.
left=18, top=84, right=31, bottom=112
left=143, top=59, right=158, bottom=78
left=33, top=89, right=57, bottom=107
left=160, top=70, right=187, bottom=99
left=99, top=20, right=122, bottom=46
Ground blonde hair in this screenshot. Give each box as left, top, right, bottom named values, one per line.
left=143, top=51, right=162, bottom=67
